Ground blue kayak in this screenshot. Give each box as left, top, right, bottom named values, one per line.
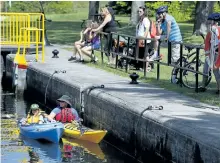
left=19, top=122, right=64, bottom=143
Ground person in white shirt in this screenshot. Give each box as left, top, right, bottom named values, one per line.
left=136, top=6, right=151, bottom=44
left=135, top=6, right=152, bottom=70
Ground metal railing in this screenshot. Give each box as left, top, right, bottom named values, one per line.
left=0, top=13, right=30, bottom=45
left=18, top=27, right=44, bottom=62
left=92, top=32, right=208, bottom=92
left=0, top=12, right=45, bottom=45
left=1, top=12, right=45, bottom=64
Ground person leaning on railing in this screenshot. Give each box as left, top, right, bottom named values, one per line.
left=91, top=7, right=116, bottom=65
left=68, top=20, right=93, bottom=62
left=135, top=6, right=152, bottom=70
left=198, top=13, right=220, bottom=94
left=151, top=14, right=165, bottom=61
left=153, top=5, right=182, bottom=64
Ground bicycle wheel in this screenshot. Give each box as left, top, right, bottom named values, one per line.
left=181, top=61, right=212, bottom=89
left=170, top=57, right=187, bottom=84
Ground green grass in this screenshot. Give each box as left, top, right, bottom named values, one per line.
left=45, top=13, right=219, bottom=107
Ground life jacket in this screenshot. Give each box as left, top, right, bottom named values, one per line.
left=204, top=25, right=220, bottom=68
left=55, top=108, right=75, bottom=123
left=26, top=111, right=44, bottom=124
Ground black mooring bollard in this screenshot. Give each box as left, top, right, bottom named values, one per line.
left=129, top=72, right=139, bottom=84
left=52, top=49, right=59, bottom=58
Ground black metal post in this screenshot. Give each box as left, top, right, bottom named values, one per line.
left=135, top=39, right=139, bottom=61
left=168, top=41, right=172, bottom=65
left=157, top=41, right=161, bottom=80
left=108, top=33, right=113, bottom=61
left=179, top=43, right=183, bottom=87
left=100, top=33, right=104, bottom=64
left=125, top=37, right=130, bottom=73
left=144, top=39, right=148, bottom=77
left=195, top=48, right=200, bottom=93
left=115, top=34, right=120, bottom=69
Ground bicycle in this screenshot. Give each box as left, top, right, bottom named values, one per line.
left=170, top=43, right=212, bottom=89
left=114, top=36, right=155, bottom=71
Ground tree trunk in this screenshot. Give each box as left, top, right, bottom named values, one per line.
left=0, top=1, right=5, bottom=12
left=88, top=1, right=99, bottom=22
left=193, top=1, right=214, bottom=35
left=130, top=1, right=145, bottom=25
left=108, top=1, right=116, bottom=7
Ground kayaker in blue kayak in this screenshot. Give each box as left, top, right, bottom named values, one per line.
left=47, top=95, right=80, bottom=123
left=21, top=104, right=45, bottom=125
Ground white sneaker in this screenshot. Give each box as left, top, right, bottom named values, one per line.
left=149, top=51, right=158, bottom=61
left=94, top=57, right=98, bottom=62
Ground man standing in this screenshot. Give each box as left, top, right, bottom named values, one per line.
left=153, top=6, right=182, bottom=63
left=199, top=13, right=220, bottom=94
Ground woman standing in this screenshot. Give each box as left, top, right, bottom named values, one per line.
left=91, top=7, right=116, bottom=65
left=135, top=6, right=152, bottom=70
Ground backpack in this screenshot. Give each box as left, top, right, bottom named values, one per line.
left=149, top=19, right=156, bottom=38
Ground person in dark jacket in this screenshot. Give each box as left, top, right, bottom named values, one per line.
left=91, top=7, right=116, bottom=65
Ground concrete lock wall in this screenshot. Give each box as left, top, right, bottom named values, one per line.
left=26, top=67, right=81, bottom=111
left=84, top=90, right=220, bottom=163
left=5, top=56, right=220, bottom=163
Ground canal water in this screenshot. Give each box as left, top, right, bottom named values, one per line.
left=1, top=74, right=168, bottom=163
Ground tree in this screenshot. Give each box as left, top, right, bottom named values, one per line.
left=130, top=1, right=145, bottom=25
left=193, top=1, right=214, bottom=34
left=88, top=1, right=99, bottom=21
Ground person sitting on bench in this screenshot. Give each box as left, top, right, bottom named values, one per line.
left=80, top=21, right=100, bottom=62
left=68, top=20, right=93, bottom=62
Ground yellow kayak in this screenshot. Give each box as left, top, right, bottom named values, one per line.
left=61, top=137, right=105, bottom=160
left=63, top=123, right=107, bottom=144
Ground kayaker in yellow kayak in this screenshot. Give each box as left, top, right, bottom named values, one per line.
left=47, top=95, right=80, bottom=123
left=21, top=104, right=45, bottom=124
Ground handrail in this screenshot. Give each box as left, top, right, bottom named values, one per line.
left=92, top=31, right=207, bottom=92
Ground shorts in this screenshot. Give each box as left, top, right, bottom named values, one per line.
left=171, top=43, right=180, bottom=63
left=92, top=43, right=100, bottom=50
left=84, top=42, right=91, bottom=47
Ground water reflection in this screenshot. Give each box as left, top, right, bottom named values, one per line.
left=61, top=138, right=106, bottom=161
left=21, top=136, right=62, bottom=163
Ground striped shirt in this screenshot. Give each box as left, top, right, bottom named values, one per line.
left=162, top=14, right=182, bottom=42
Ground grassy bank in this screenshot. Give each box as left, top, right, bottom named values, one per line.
left=46, top=13, right=219, bottom=107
